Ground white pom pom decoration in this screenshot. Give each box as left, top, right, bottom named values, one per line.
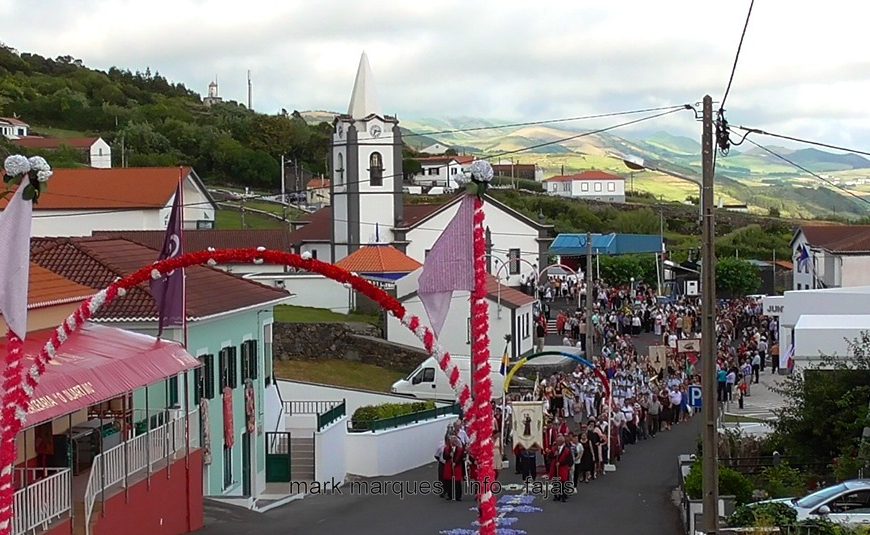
left=301, top=251, right=312, bottom=260
left=150, top=269, right=161, bottom=280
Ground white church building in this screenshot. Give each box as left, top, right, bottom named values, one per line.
left=289, top=53, right=554, bottom=286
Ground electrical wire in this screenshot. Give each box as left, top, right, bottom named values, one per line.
left=732, top=126, right=870, bottom=158
left=720, top=0, right=755, bottom=113
left=716, top=0, right=756, bottom=156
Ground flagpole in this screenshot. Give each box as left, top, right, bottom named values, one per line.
left=179, top=166, right=188, bottom=348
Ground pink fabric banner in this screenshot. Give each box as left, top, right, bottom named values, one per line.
left=0, top=181, right=32, bottom=338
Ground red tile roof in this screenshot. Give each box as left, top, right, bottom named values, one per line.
left=335, top=245, right=422, bottom=274
left=27, top=264, right=94, bottom=309
left=93, top=230, right=293, bottom=254
left=485, top=275, right=538, bottom=308
left=30, top=237, right=289, bottom=321
left=415, top=155, right=475, bottom=166
left=307, top=178, right=331, bottom=189
left=545, top=170, right=624, bottom=182
left=14, top=137, right=100, bottom=150
left=0, top=167, right=207, bottom=211
left=798, top=225, right=870, bottom=253
left=0, top=117, right=29, bottom=127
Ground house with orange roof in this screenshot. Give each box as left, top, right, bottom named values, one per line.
left=0, top=116, right=29, bottom=139
left=545, top=170, right=626, bottom=203
left=0, top=167, right=217, bottom=237
left=410, top=155, right=476, bottom=190
left=14, top=136, right=112, bottom=168
left=335, top=244, right=422, bottom=281
left=305, top=177, right=331, bottom=207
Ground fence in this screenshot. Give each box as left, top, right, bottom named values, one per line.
left=83, top=408, right=199, bottom=535
left=719, top=456, right=833, bottom=477
left=351, top=403, right=462, bottom=433
left=12, top=468, right=70, bottom=535
left=317, top=400, right=346, bottom=431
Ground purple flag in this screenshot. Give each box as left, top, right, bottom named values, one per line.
left=418, top=196, right=474, bottom=335
left=151, top=182, right=185, bottom=336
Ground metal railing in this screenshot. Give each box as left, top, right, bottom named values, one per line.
left=284, top=400, right=344, bottom=416
left=316, top=400, right=346, bottom=431
left=351, top=403, right=461, bottom=432
left=83, top=408, right=198, bottom=535
left=12, top=467, right=70, bottom=535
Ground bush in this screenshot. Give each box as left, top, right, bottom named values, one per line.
left=685, top=460, right=754, bottom=505
left=758, top=463, right=807, bottom=498
left=727, top=502, right=797, bottom=528
left=351, top=401, right=435, bottom=429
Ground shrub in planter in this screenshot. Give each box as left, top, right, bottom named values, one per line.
left=727, top=502, right=797, bottom=529
left=758, top=463, right=807, bottom=498
left=684, top=460, right=754, bottom=505
left=351, top=401, right=436, bottom=429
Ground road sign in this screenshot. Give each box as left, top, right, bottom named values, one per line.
left=688, top=385, right=702, bottom=408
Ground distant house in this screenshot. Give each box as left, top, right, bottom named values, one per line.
left=545, top=171, right=626, bottom=203
left=306, top=177, right=331, bottom=206
left=791, top=225, right=870, bottom=290
left=421, top=142, right=450, bottom=155
left=410, top=155, right=475, bottom=189
left=0, top=167, right=217, bottom=237
left=14, top=136, right=112, bottom=168
left=492, top=163, right=543, bottom=182
left=0, top=116, right=29, bottom=139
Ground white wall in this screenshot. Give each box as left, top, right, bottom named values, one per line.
left=162, top=174, right=216, bottom=229
left=841, top=256, right=870, bottom=287
left=247, top=274, right=351, bottom=313
left=547, top=181, right=572, bottom=198
left=570, top=179, right=625, bottom=202
left=314, top=416, right=348, bottom=485
left=387, top=291, right=516, bottom=359
left=345, top=415, right=458, bottom=477
left=777, top=286, right=870, bottom=349
left=276, top=380, right=440, bottom=416
left=89, top=138, right=112, bottom=169
left=299, top=243, right=332, bottom=263
left=513, top=303, right=535, bottom=356
left=264, top=383, right=284, bottom=434
left=31, top=208, right=159, bottom=237
left=412, top=161, right=463, bottom=189
left=405, top=201, right=540, bottom=286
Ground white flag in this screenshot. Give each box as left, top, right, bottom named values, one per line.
left=0, top=180, right=33, bottom=338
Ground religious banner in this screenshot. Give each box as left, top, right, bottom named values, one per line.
left=244, top=380, right=256, bottom=434
left=649, top=345, right=668, bottom=373
left=222, top=386, right=234, bottom=449
left=201, top=398, right=212, bottom=465
left=677, top=338, right=701, bottom=354
left=510, top=401, right=545, bottom=450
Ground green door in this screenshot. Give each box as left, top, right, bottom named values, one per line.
left=265, top=432, right=291, bottom=483
left=242, top=433, right=252, bottom=496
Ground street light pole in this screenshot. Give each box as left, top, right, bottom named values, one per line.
left=700, top=94, right=719, bottom=535
left=585, top=232, right=594, bottom=360
left=280, top=154, right=286, bottom=203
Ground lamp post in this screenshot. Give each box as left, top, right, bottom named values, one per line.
left=618, top=153, right=703, bottom=223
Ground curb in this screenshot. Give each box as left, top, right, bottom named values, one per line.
left=254, top=492, right=307, bottom=513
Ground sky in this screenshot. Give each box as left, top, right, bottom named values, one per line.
left=2, top=0, right=869, bottom=148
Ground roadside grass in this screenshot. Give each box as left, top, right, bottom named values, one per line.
left=214, top=209, right=284, bottom=230
left=273, top=359, right=404, bottom=393
left=273, top=305, right=381, bottom=326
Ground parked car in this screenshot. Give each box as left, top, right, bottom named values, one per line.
left=761, top=479, right=870, bottom=527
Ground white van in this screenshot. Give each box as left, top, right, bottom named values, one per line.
left=391, top=356, right=506, bottom=402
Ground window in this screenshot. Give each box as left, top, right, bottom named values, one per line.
left=263, top=324, right=273, bottom=386
left=219, top=350, right=228, bottom=390
left=551, top=183, right=558, bottom=192
left=219, top=347, right=238, bottom=389
left=425, top=249, right=431, bottom=260
left=413, top=367, right=436, bottom=384
left=508, top=248, right=521, bottom=274
left=168, top=375, right=179, bottom=406
left=228, top=346, right=238, bottom=388
left=428, top=167, right=440, bottom=176
left=581, top=182, right=589, bottom=192
left=607, top=182, right=616, bottom=192
left=194, top=366, right=203, bottom=405
left=201, top=354, right=215, bottom=399
left=594, top=182, right=602, bottom=192
left=828, top=490, right=870, bottom=514
left=98, top=148, right=103, bottom=156
left=223, top=445, right=233, bottom=488
left=369, top=152, right=383, bottom=186
left=241, top=340, right=259, bottom=381
left=336, top=153, right=344, bottom=184
left=563, top=183, right=569, bottom=192
left=451, top=168, right=457, bottom=175
left=310, top=249, right=318, bottom=260
left=196, top=220, right=215, bottom=230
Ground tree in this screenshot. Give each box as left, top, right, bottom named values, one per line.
left=772, top=333, right=870, bottom=474
left=715, top=257, right=760, bottom=297
left=403, top=157, right=422, bottom=180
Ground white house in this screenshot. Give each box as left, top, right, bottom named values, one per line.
left=386, top=268, right=538, bottom=359
left=15, top=136, right=112, bottom=168
left=410, top=155, right=475, bottom=190
left=421, top=142, right=450, bottom=155
left=545, top=171, right=626, bottom=203
left=2, top=166, right=218, bottom=237
left=791, top=225, right=870, bottom=291
left=0, top=116, right=28, bottom=139
left=290, top=52, right=553, bottom=285
left=306, top=177, right=331, bottom=206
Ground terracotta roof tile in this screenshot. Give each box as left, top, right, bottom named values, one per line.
left=335, top=245, right=422, bottom=274
left=545, top=170, right=624, bottom=182
left=485, top=275, right=537, bottom=308
left=306, top=179, right=330, bottom=189
left=288, top=207, right=333, bottom=245
left=30, top=237, right=289, bottom=321
left=93, top=230, right=293, bottom=254
left=799, top=225, right=870, bottom=253
left=27, top=264, right=94, bottom=309
left=14, top=137, right=100, bottom=150
left=0, top=167, right=195, bottom=210
left=0, top=117, right=29, bottom=127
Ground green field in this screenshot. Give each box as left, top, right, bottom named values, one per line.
left=28, top=124, right=89, bottom=138
left=273, top=359, right=404, bottom=392
left=274, top=304, right=380, bottom=326
left=215, top=209, right=284, bottom=230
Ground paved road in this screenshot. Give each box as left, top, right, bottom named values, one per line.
left=200, top=417, right=698, bottom=535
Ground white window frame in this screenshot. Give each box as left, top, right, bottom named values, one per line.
left=607, top=181, right=616, bottom=192
left=594, top=182, right=602, bottom=192
left=581, top=182, right=589, bottom=192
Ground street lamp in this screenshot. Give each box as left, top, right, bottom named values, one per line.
left=616, top=153, right=703, bottom=222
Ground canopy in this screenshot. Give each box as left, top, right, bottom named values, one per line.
left=0, top=323, right=201, bottom=428
left=549, top=233, right=663, bottom=256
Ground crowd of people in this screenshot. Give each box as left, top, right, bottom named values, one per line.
left=434, top=273, right=775, bottom=503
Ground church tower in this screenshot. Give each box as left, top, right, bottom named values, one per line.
left=331, top=53, right=404, bottom=262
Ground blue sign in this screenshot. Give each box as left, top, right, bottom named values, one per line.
left=688, top=385, right=702, bottom=408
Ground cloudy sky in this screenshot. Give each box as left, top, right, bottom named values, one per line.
left=2, top=0, right=868, bottom=147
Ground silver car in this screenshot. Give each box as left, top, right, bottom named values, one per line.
left=767, top=479, right=870, bottom=526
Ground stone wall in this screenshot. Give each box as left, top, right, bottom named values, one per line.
left=274, top=323, right=427, bottom=374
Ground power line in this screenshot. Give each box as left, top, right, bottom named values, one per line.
left=716, top=0, right=756, bottom=156
left=720, top=0, right=755, bottom=113
left=743, top=137, right=870, bottom=208
left=732, top=125, right=870, bottom=158
left=31, top=106, right=690, bottom=219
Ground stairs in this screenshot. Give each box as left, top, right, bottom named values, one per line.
left=290, top=435, right=315, bottom=482
left=72, top=501, right=101, bottom=535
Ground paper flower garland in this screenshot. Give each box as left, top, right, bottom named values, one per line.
left=456, top=159, right=494, bottom=198
left=3, top=154, right=52, bottom=202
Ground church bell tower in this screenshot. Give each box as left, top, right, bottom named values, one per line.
left=331, top=53, right=404, bottom=262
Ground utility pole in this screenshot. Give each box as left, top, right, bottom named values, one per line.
left=772, top=248, right=776, bottom=295
left=585, top=232, right=594, bottom=359
left=280, top=154, right=286, bottom=204
left=240, top=196, right=247, bottom=230
left=247, top=70, right=252, bottom=110
left=700, top=94, right=719, bottom=535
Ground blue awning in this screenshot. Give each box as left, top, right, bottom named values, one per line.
left=549, top=233, right=663, bottom=256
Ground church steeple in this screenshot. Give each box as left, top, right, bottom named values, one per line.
left=347, top=52, right=381, bottom=119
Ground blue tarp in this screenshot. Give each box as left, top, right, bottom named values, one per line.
left=549, top=233, right=663, bottom=256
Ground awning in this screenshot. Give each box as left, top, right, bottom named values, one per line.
left=549, top=233, right=664, bottom=256
left=0, top=324, right=201, bottom=428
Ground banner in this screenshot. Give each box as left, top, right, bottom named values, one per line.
left=244, top=380, right=256, bottom=434
left=510, top=401, right=545, bottom=450
left=649, top=345, right=668, bottom=373
left=677, top=338, right=700, bottom=354
left=223, top=386, right=234, bottom=449
left=201, top=398, right=212, bottom=465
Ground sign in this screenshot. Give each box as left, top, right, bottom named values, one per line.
left=510, top=401, right=545, bottom=450
left=649, top=345, right=668, bottom=373
left=765, top=304, right=784, bottom=315
left=688, top=385, right=702, bottom=408
left=686, top=280, right=699, bottom=296
left=677, top=338, right=700, bottom=354
left=223, top=386, right=234, bottom=449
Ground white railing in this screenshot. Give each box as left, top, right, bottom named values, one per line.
left=13, top=468, right=70, bottom=535
left=83, top=408, right=199, bottom=535
left=284, top=400, right=343, bottom=415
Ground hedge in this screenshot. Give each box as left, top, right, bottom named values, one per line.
left=351, top=401, right=436, bottom=429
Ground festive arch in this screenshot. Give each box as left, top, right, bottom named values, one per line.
left=0, top=248, right=484, bottom=533
left=503, top=350, right=611, bottom=398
